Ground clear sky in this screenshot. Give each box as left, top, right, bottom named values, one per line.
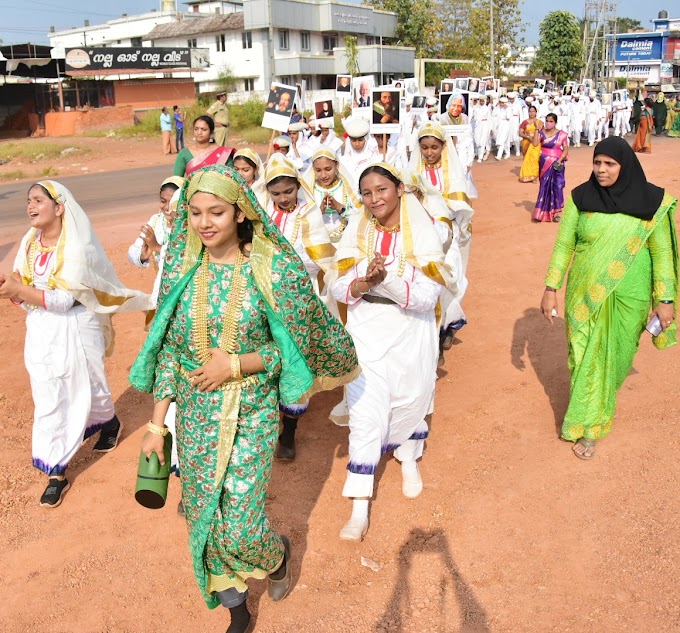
left=0, top=0, right=662, bottom=48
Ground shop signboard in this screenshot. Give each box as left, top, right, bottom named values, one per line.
left=65, top=47, right=209, bottom=72
left=614, top=36, right=663, bottom=62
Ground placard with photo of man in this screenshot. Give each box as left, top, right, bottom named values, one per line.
left=371, top=89, right=401, bottom=133
left=454, top=78, right=469, bottom=91
left=315, top=99, right=334, bottom=120
left=336, top=74, right=351, bottom=96
left=482, top=76, right=495, bottom=92
left=262, top=81, right=297, bottom=132
left=467, top=77, right=484, bottom=94
left=440, top=80, right=454, bottom=94
left=353, top=75, right=375, bottom=113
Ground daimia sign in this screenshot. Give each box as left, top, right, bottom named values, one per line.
left=615, top=36, right=663, bottom=61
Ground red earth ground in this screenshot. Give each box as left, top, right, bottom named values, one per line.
left=0, top=133, right=679, bottom=633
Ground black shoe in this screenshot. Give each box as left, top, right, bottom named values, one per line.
left=40, top=478, right=70, bottom=508
left=226, top=601, right=252, bottom=633
left=177, top=499, right=186, bottom=516
left=267, top=535, right=292, bottom=602
left=276, top=435, right=296, bottom=461
left=93, top=416, right=123, bottom=453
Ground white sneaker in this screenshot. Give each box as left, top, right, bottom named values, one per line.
left=401, top=463, right=423, bottom=499
left=339, top=516, right=369, bottom=541
left=477, top=158, right=482, bottom=163
left=495, top=154, right=501, bottom=161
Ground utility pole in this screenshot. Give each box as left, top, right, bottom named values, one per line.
left=490, top=0, right=495, bottom=77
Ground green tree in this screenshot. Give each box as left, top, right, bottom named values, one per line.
left=217, top=64, right=238, bottom=92
left=344, top=35, right=360, bottom=75
left=467, top=0, right=525, bottom=75
left=615, top=17, right=644, bottom=33
left=372, top=0, right=440, bottom=57
left=531, top=10, right=583, bottom=84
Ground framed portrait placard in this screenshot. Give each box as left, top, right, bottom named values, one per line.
left=262, top=82, right=297, bottom=132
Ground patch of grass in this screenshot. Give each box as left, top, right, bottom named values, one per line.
left=0, top=142, right=89, bottom=161
left=40, top=166, right=59, bottom=177
left=238, top=126, right=274, bottom=145
left=81, top=130, right=110, bottom=138
left=95, top=99, right=271, bottom=140
left=0, top=169, right=26, bottom=181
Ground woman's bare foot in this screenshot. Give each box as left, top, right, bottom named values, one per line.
left=573, top=438, right=596, bottom=460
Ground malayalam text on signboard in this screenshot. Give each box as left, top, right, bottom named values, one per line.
left=65, top=47, right=209, bottom=71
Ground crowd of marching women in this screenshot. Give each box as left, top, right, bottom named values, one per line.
left=1, top=79, right=677, bottom=633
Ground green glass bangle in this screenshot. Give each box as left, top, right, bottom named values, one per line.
left=659, top=300, right=673, bottom=304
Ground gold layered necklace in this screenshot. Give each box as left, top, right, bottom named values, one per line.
left=192, top=248, right=247, bottom=365
left=366, top=216, right=406, bottom=277
left=28, top=235, right=57, bottom=287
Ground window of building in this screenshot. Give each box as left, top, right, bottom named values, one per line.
left=302, top=76, right=312, bottom=90
left=279, top=29, right=289, bottom=50
left=242, top=31, right=252, bottom=49
left=301, top=31, right=311, bottom=51
left=131, top=37, right=142, bottom=46
left=187, top=38, right=197, bottom=48
left=365, top=35, right=375, bottom=45
left=323, top=33, right=338, bottom=52
left=280, top=75, right=291, bottom=86
left=192, top=4, right=199, bottom=11
left=216, top=34, right=226, bottom=51
left=244, top=78, right=255, bottom=91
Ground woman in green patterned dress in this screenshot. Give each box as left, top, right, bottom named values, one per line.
left=540, top=137, right=678, bottom=460
left=130, top=165, right=359, bottom=632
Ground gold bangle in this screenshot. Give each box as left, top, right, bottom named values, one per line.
left=147, top=420, right=169, bottom=437
left=230, top=354, right=242, bottom=381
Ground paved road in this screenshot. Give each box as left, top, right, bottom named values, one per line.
left=0, top=164, right=171, bottom=234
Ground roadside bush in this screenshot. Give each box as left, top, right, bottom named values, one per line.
left=228, top=99, right=266, bottom=129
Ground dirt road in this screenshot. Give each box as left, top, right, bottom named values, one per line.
left=0, top=135, right=679, bottom=633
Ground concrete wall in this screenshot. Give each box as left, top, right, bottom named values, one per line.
left=44, top=106, right=134, bottom=136
left=114, top=80, right=196, bottom=107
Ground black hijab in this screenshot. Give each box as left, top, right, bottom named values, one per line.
left=571, top=136, right=664, bottom=221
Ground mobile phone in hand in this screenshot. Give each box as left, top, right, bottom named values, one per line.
left=646, top=314, right=662, bottom=337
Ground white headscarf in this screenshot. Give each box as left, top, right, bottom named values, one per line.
left=14, top=180, right=153, bottom=351
left=327, top=162, right=457, bottom=295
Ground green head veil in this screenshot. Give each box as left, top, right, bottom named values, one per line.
left=130, top=164, right=359, bottom=404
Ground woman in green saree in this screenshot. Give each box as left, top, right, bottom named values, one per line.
left=129, top=165, right=359, bottom=632
left=541, top=136, right=678, bottom=460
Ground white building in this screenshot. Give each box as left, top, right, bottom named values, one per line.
left=48, top=0, right=415, bottom=99
left=505, top=46, right=537, bottom=77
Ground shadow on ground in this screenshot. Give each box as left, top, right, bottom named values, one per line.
left=511, top=307, right=570, bottom=436
left=375, top=527, right=491, bottom=632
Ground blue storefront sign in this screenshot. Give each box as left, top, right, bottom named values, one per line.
left=615, top=36, right=663, bottom=61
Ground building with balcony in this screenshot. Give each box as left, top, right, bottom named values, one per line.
left=47, top=0, right=415, bottom=104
